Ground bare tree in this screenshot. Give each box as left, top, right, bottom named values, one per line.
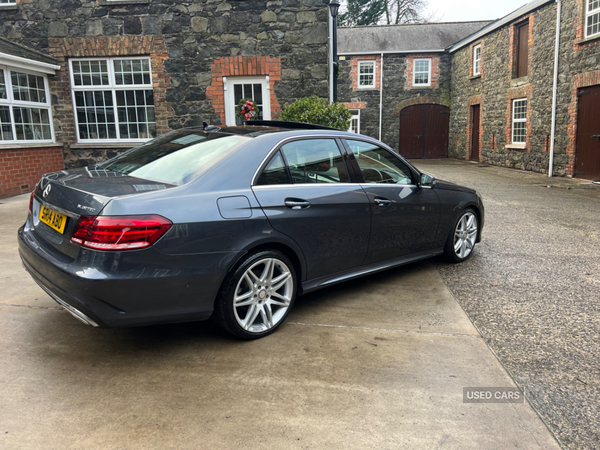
left=338, top=0, right=429, bottom=26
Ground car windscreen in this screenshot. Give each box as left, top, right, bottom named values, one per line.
left=99, top=130, right=251, bottom=185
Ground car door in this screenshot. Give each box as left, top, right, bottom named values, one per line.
left=252, top=138, right=371, bottom=281
left=342, top=138, right=441, bottom=264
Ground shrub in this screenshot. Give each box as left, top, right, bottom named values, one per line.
left=279, top=95, right=351, bottom=130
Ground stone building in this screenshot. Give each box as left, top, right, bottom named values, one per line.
left=0, top=0, right=330, bottom=198
left=336, top=21, right=489, bottom=159
left=448, top=0, right=600, bottom=179
left=338, top=0, right=600, bottom=180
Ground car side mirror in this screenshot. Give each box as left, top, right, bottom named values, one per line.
left=419, top=173, right=436, bottom=188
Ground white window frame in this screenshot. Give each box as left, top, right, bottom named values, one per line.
left=0, top=0, right=17, bottom=5
left=511, top=98, right=527, bottom=144
left=413, top=58, right=431, bottom=87
left=586, top=0, right=600, bottom=38
left=69, top=56, right=155, bottom=143
left=0, top=65, right=55, bottom=144
left=348, top=109, right=360, bottom=134
left=357, top=60, right=376, bottom=89
left=473, top=44, right=481, bottom=76
left=223, top=76, right=271, bottom=127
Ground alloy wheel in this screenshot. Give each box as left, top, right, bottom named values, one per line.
left=233, top=257, right=294, bottom=333
left=453, top=211, right=478, bottom=259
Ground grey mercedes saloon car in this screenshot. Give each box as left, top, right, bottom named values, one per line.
left=19, top=121, right=484, bottom=339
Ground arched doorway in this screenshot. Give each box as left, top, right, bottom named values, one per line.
left=399, top=104, right=449, bottom=159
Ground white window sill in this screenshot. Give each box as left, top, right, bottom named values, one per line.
left=0, top=4, right=18, bottom=10
left=357, top=86, right=377, bottom=90
left=0, top=142, right=60, bottom=150
left=575, top=33, right=600, bottom=45
left=505, top=144, right=527, bottom=150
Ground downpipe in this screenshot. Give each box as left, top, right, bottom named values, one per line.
left=548, top=0, right=562, bottom=177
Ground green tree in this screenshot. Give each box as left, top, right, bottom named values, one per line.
left=338, top=0, right=428, bottom=26
left=279, top=96, right=351, bottom=131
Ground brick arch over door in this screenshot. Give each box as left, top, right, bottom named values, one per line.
left=399, top=104, right=450, bottom=159
left=393, top=96, right=447, bottom=114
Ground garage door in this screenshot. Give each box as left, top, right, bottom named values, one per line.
left=399, top=104, right=449, bottom=159
left=576, top=85, right=600, bottom=180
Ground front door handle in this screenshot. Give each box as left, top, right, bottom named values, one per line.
left=285, top=198, right=311, bottom=210
left=374, top=198, right=391, bottom=206
left=592, top=134, right=600, bottom=142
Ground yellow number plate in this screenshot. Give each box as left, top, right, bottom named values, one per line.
left=39, top=206, right=67, bottom=234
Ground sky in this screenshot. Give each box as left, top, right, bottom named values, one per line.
left=424, top=0, right=531, bottom=22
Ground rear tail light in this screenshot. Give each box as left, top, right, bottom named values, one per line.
left=71, top=215, right=172, bottom=251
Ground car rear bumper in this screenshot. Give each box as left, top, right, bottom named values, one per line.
left=18, top=222, right=238, bottom=328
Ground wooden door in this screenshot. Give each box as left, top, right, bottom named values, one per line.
left=399, top=104, right=449, bottom=159
left=471, top=105, right=480, bottom=161
left=575, top=86, right=600, bottom=179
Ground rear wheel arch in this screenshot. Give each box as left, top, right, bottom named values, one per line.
left=227, top=241, right=305, bottom=290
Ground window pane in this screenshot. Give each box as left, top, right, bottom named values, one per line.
left=257, top=151, right=290, bottom=185
left=114, top=59, right=152, bottom=86
left=345, top=139, right=412, bottom=185
left=101, top=131, right=251, bottom=185
left=587, top=11, right=600, bottom=36
left=116, top=89, right=155, bottom=139
left=75, top=90, right=116, bottom=140
left=0, top=106, right=14, bottom=141
left=359, top=62, right=374, bottom=86
left=72, top=60, right=109, bottom=86
left=281, top=139, right=349, bottom=184
left=590, top=0, right=599, bottom=11
left=513, top=122, right=526, bottom=143
left=13, top=107, right=51, bottom=140
left=0, top=70, right=6, bottom=99
left=11, top=72, right=47, bottom=103
left=513, top=99, right=527, bottom=120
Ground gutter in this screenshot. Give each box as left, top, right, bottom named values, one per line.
left=548, top=0, right=562, bottom=177
left=338, top=49, right=445, bottom=56
left=0, top=52, right=60, bottom=75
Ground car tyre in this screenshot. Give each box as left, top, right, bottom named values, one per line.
left=443, top=208, right=479, bottom=263
left=213, top=249, right=297, bottom=340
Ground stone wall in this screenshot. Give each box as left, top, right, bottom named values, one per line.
left=337, top=52, right=451, bottom=153
left=449, top=0, right=600, bottom=177
left=0, top=0, right=329, bottom=167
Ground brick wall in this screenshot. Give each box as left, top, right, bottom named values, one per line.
left=0, top=147, right=64, bottom=198
left=207, top=56, right=282, bottom=125
left=405, top=54, right=440, bottom=90
left=349, top=56, right=381, bottom=91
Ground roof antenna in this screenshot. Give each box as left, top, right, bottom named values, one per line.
left=203, top=122, right=221, bottom=133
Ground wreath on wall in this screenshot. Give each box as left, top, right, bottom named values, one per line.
left=237, top=98, right=260, bottom=121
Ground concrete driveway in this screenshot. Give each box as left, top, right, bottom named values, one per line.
left=412, top=159, right=600, bottom=450
left=0, top=193, right=559, bottom=449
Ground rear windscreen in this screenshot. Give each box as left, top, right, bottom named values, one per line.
left=100, top=130, right=251, bottom=185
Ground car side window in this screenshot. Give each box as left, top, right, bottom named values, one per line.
left=256, top=151, right=291, bottom=185
left=345, top=139, right=413, bottom=185
left=280, top=139, right=349, bottom=184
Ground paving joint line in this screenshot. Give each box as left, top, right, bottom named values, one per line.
left=287, top=321, right=481, bottom=338
left=0, top=303, right=62, bottom=310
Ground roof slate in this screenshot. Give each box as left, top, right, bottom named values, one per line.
left=338, top=21, right=493, bottom=53
left=0, top=37, right=57, bottom=65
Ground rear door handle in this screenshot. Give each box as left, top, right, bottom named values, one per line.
left=374, top=198, right=391, bottom=206
left=285, top=198, right=311, bottom=209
